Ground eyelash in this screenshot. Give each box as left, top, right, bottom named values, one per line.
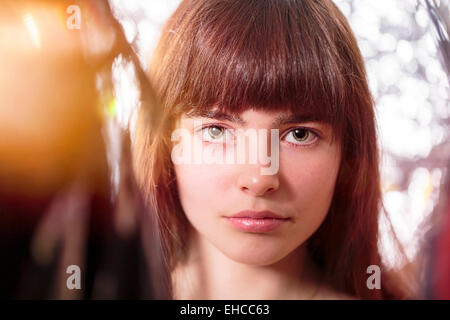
left=196, top=124, right=321, bottom=147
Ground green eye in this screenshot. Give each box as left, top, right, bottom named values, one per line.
left=208, top=126, right=224, bottom=139
left=292, top=128, right=309, bottom=141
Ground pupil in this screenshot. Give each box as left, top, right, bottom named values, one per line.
left=293, top=129, right=308, bottom=141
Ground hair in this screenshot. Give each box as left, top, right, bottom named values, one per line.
left=133, top=0, right=413, bottom=299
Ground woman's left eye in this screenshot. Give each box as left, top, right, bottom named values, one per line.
left=283, top=128, right=318, bottom=146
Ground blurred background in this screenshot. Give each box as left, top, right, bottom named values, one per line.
left=0, top=0, right=169, bottom=299
left=0, top=0, right=448, bottom=299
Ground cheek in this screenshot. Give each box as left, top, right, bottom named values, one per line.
left=281, top=147, right=341, bottom=210
left=174, top=163, right=233, bottom=221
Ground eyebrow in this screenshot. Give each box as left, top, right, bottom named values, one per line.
left=272, top=113, right=322, bottom=126
left=188, top=110, right=322, bottom=126
left=188, top=110, right=246, bottom=125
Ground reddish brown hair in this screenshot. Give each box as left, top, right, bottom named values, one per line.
left=133, top=0, right=413, bottom=299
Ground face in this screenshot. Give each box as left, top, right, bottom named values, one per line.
left=173, top=108, right=341, bottom=266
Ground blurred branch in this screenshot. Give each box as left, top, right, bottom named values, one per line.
left=424, top=0, right=450, bottom=80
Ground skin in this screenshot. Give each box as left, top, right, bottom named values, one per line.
left=172, top=109, right=343, bottom=299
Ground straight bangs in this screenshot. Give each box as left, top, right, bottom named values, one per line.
left=150, top=0, right=368, bottom=140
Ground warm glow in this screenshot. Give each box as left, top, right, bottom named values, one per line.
left=23, top=13, right=40, bottom=49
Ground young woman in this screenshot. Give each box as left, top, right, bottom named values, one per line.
left=133, top=0, right=414, bottom=299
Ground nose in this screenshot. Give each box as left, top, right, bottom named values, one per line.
left=236, top=167, right=280, bottom=197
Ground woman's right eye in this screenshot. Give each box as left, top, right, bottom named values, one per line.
left=200, top=125, right=229, bottom=143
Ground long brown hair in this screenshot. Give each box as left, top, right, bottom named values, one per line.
left=133, top=0, right=413, bottom=299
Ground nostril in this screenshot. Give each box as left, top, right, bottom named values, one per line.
left=241, top=186, right=276, bottom=196
left=237, top=174, right=280, bottom=196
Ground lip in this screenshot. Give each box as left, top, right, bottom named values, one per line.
left=230, top=210, right=287, bottom=219
left=225, top=210, right=290, bottom=233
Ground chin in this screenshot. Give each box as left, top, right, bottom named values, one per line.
left=217, top=239, right=292, bottom=267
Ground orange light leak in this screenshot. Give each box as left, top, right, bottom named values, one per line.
left=0, top=1, right=103, bottom=196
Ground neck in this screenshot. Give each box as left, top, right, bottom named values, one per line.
left=172, top=231, right=323, bottom=300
